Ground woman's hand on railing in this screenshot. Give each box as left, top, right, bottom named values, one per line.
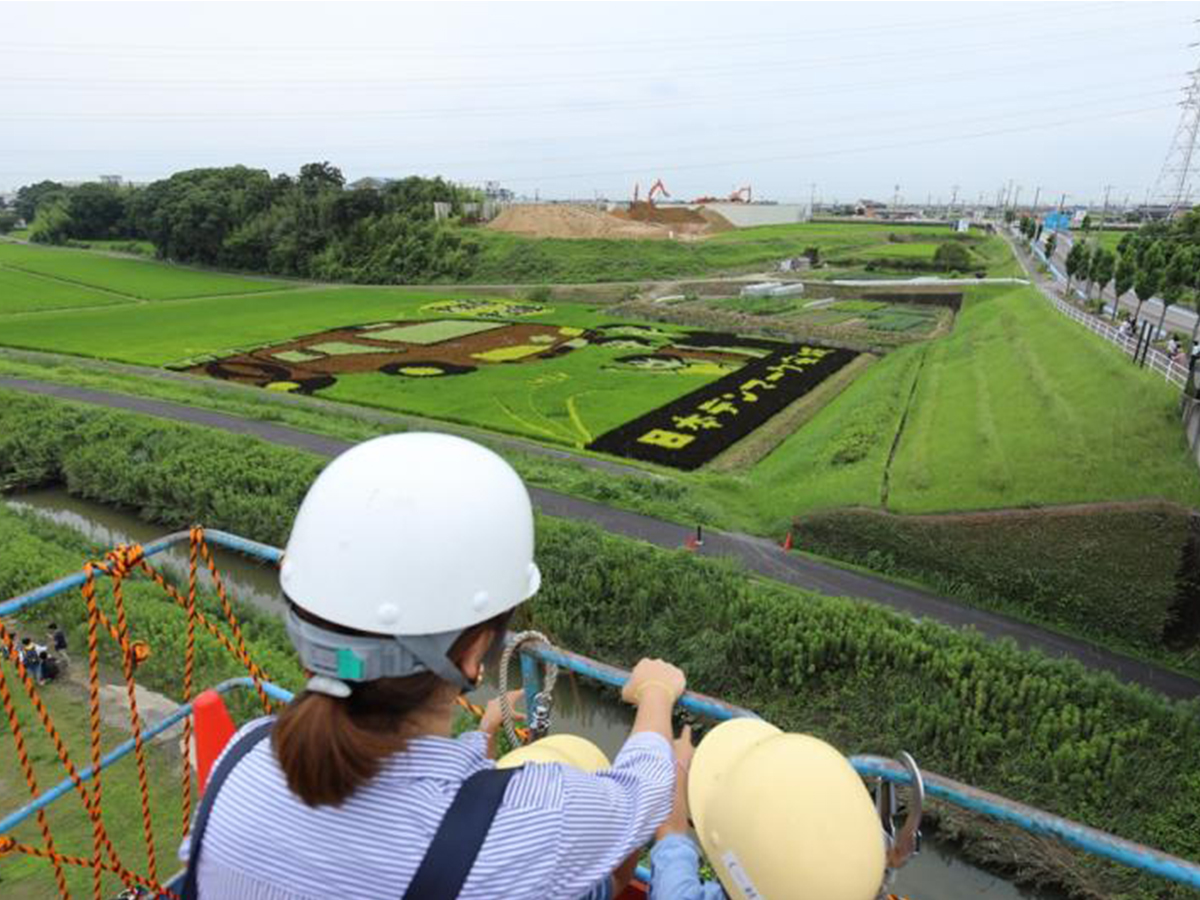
left=622, top=658, right=686, bottom=706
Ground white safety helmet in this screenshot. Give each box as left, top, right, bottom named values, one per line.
left=689, top=718, right=886, bottom=900
left=280, top=433, right=540, bottom=695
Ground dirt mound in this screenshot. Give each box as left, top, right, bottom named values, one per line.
left=618, top=201, right=709, bottom=226
left=487, top=204, right=673, bottom=240
left=696, top=207, right=735, bottom=232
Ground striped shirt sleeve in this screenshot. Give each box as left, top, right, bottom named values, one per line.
left=543, top=732, right=676, bottom=899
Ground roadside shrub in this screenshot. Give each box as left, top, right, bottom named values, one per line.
left=796, top=506, right=1198, bottom=649
left=934, top=242, right=973, bottom=272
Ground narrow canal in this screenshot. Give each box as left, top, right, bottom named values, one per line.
left=6, top=487, right=1066, bottom=900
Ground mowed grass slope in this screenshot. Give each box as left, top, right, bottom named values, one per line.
left=0, top=241, right=292, bottom=302
left=467, top=221, right=1017, bottom=283
left=887, top=286, right=1200, bottom=511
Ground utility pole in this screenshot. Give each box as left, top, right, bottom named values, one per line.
left=1031, top=186, right=1041, bottom=215
left=1012, top=185, right=1022, bottom=212
left=1100, top=184, right=1113, bottom=227
left=1057, top=192, right=1068, bottom=212
left=809, top=182, right=816, bottom=215
left=893, top=183, right=901, bottom=212
left=950, top=184, right=960, bottom=218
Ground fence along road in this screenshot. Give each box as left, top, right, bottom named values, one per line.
left=2, top=376, right=1198, bottom=701
left=1012, top=230, right=1189, bottom=388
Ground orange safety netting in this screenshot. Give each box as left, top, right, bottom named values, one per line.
left=0, top=527, right=275, bottom=900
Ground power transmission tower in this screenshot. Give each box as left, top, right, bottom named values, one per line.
left=1152, top=60, right=1200, bottom=213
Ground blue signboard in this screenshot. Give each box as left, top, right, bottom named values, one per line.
left=1042, top=212, right=1071, bottom=232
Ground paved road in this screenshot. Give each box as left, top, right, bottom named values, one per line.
left=1039, top=229, right=1197, bottom=336
left=4, top=376, right=1198, bottom=700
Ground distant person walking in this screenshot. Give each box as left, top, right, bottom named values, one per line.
left=20, top=638, right=44, bottom=685
left=48, top=623, right=69, bottom=666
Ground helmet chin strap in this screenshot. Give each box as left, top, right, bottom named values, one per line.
left=286, top=608, right=474, bottom=694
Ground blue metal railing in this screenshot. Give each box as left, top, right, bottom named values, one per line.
left=2, top=528, right=1199, bottom=892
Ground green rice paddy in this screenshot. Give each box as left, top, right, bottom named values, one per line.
left=0, top=266, right=127, bottom=313
left=0, top=241, right=292, bottom=302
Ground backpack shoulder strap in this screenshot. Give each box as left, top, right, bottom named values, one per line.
left=180, top=719, right=275, bottom=900
left=402, top=767, right=519, bottom=900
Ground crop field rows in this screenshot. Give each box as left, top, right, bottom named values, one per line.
left=703, top=295, right=946, bottom=335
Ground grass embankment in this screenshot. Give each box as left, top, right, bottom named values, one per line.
left=0, top=506, right=306, bottom=897
left=466, top=220, right=1018, bottom=283
left=0, top=241, right=291, bottom=301
left=1, top=418, right=1199, bottom=898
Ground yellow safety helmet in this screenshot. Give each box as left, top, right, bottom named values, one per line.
left=496, top=734, right=610, bottom=773
left=689, top=718, right=886, bottom=900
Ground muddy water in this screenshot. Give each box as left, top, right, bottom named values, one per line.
left=7, top=488, right=1064, bottom=899
left=6, top=487, right=285, bottom=615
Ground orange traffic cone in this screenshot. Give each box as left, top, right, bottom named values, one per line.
left=782, top=531, right=794, bottom=551
left=194, top=690, right=237, bottom=796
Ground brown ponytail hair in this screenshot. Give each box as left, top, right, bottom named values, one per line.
left=273, top=604, right=511, bottom=807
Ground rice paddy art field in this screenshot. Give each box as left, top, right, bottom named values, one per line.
left=0, top=249, right=856, bottom=466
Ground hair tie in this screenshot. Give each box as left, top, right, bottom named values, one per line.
left=306, top=675, right=351, bottom=698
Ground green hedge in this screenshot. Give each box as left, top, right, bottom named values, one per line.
left=796, top=507, right=1200, bottom=650
left=4, top=389, right=1200, bottom=896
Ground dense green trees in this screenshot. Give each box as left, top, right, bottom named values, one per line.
left=131, top=164, right=481, bottom=282
left=14, top=179, right=65, bottom=223
left=12, top=164, right=485, bottom=284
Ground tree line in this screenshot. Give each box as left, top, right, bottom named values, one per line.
left=7, top=163, right=484, bottom=283
left=1020, top=211, right=1200, bottom=344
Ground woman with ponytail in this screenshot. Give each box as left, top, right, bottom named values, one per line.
left=182, top=434, right=684, bottom=900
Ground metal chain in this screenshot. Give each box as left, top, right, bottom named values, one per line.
left=497, top=631, right=559, bottom=747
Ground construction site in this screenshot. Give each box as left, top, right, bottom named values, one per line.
left=486, top=179, right=811, bottom=240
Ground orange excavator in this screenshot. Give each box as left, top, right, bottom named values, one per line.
left=634, top=178, right=670, bottom=206
left=692, top=185, right=753, bottom=203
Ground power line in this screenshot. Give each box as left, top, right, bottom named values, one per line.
left=488, top=103, right=1173, bottom=185
left=0, top=3, right=1142, bottom=60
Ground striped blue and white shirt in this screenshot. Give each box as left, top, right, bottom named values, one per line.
left=184, top=719, right=675, bottom=899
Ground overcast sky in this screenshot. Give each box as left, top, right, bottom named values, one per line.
left=3, top=2, right=1196, bottom=206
